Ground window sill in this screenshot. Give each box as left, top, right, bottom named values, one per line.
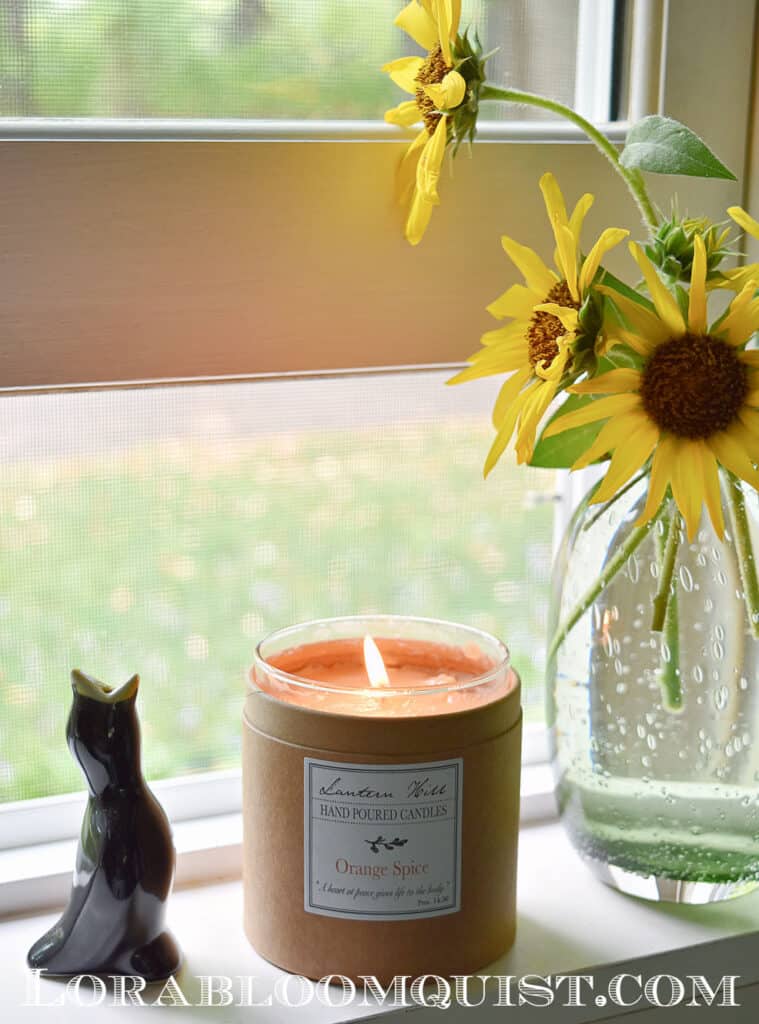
left=2, top=814, right=759, bottom=1021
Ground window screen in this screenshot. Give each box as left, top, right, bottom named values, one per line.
left=0, top=371, right=556, bottom=803
left=0, top=0, right=590, bottom=120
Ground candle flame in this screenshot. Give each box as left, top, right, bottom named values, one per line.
left=363, top=634, right=390, bottom=688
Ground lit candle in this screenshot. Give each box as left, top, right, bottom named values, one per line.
left=242, top=616, right=521, bottom=982
left=251, top=615, right=517, bottom=717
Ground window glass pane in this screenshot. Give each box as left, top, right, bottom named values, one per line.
left=0, top=0, right=601, bottom=120
left=0, top=372, right=555, bottom=803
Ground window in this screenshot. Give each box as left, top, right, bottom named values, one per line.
left=0, top=0, right=754, bottom=839
left=0, top=371, right=555, bottom=805
left=2, top=1, right=589, bottom=121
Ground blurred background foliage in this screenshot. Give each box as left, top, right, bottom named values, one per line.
left=0, top=0, right=578, bottom=119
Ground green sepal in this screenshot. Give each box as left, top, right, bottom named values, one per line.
left=620, top=115, right=736, bottom=180
left=596, top=267, right=656, bottom=311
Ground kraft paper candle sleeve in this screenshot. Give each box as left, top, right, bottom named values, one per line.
left=242, top=673, right=521, bottom=981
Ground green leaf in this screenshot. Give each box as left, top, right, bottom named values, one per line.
left=620, top=116, right=736, bottom=180
left=529, top=393, right=604, bottom=469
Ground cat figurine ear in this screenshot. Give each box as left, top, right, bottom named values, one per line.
left=27, top=671, right=181, bottom=980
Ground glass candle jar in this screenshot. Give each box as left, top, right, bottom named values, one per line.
left=242, top=615, right=521, bottom=981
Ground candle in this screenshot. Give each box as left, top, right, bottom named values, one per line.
left=242, top=616, right=522, bottom=982
left=252, top=614, right=516, bottom=717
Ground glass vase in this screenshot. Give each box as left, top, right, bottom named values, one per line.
left=547, top=472, right=759, bottom=903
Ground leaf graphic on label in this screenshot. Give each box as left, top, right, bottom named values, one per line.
left=365, top=835, right=408, bottom=853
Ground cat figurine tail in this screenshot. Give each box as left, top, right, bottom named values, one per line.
left=27, top=670, right=181, bottom=981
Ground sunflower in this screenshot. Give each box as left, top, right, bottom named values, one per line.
left=383, top=1, right=466, bottom=245
left=447, top=172, right=628, bottom=473
left=542, top=235, right=759, bottom=541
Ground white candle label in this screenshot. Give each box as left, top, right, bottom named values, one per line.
left=303, top=758, right=463, bottom=921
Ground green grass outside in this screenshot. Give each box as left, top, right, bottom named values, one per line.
left=0, top=416, right=554, bottom=803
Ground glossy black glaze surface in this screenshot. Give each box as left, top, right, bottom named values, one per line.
left=27, top=674, right=181, bottom=980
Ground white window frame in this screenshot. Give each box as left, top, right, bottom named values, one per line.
left=0, top=0, right=756, bottom=903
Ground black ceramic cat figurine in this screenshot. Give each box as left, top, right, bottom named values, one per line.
left=27, top=670, right=181, bottom=980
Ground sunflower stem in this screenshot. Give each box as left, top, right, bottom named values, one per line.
left=651, top=509, right=681, bottom=632
left=479, top=86, right=659, bottom=234
left=582, top=470, right=647, bottom=532
left=652, top=508, right=683, bottom=712
left=547, top=503, right=666, bottom=665
left=725, top=471, right=759, bottom=640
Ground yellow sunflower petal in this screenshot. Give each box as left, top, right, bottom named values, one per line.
left=568, top=193, right=594, bottom=244
left=533, top=339, right=570, bottom=382
left=447, top=344, right=528, bottom=384
left=533, top=302, right=578, bottom=334
left=516, top=379, right=557, bottom=464
left=382, top=56, right=425, bottom=94
left=500, top=235, right=558, bottom=296
left=708, top=429, right=759, bottom=490
left=396, top=129, right=429, bottom=204
left=385, top=100, right=423, bottom=128
left=569, top=368, right=642, bottom=395
left=728, top=206, right=759, bottom=241
left=747, top=389, right=759, bottom=408
left=669, top=439, right=705, bottom=541
left=466, top=337, right=527, bottom=367
left=728, top=418, right=759, bottom=460
left=484, top=379, right=532, bottom=477
left=636, top=436, right=675, bottom=527
left=539, top=172, right=569, bottom=229
left=491, top=365, right=534, bottom=426
left=422, top=69, right=466, bottom=110
left=395, top=1, right=438, bottom=50
left=738, top=407, right=759, bottom=437
left=688, top=233, right=708, bottom=334
left=629, top=242, right=686, bottom=336
left=465, top=343, right=525, bottom=368
left=415, top=114, right=448, bottom=202
left=697, top=441, right=725, bottom=539
left=716, top=285, right=759, bottom=346
left=572, top=411, right=648, bottom=469
left=448, top=353, right=527, bottom=383
left=715, top=264, right=759, bottom=293
left=555, top=224, right=579, bottom=302
left=590, top=418, right=660, bottom=505
left=543, top=393, right=642, bottom=438
left=579, top=228, right=629, bottom=296
left=486, top=283, right=541, bottom=321
left=596, top=286, right=671, bottom=350
left=479, top=322, right=528, bottom=346
left=431, top=0, right=456, bottom=63
left=405, top=188, right=434, bottom=246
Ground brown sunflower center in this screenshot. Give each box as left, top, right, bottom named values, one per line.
left=527, top=280, right=579, bottom=369
left=640, top=333, right=748, bottom=439
left=415, top=45, right=451, bottom=134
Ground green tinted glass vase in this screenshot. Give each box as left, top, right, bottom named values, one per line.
left=547, top=473, right=759, bottom=903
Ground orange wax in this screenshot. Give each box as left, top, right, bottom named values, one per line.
left=255, top=637, right=516, bottom=717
